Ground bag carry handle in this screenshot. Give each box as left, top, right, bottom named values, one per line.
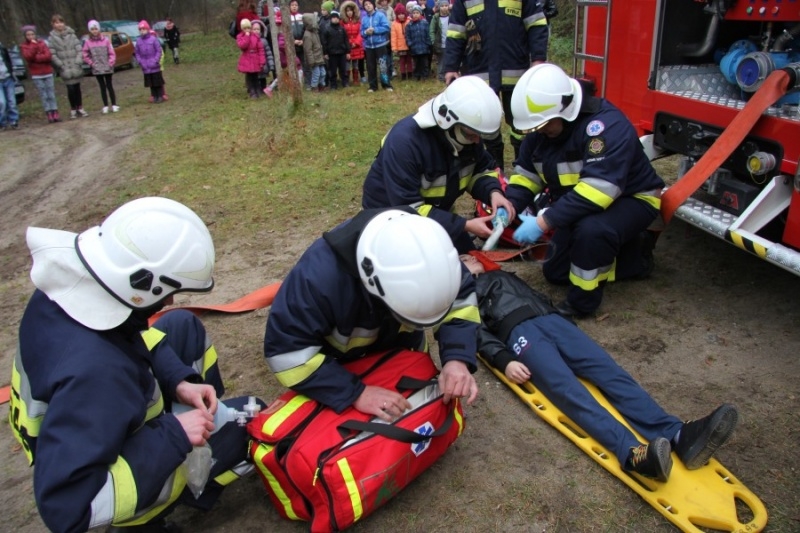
left=337, top=402, right=455, bottom=443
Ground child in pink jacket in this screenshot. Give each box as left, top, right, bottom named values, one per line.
left=236, top=18, right=265, bottom=98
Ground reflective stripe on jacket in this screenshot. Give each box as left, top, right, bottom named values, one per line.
left=506, top=98, right=665, bottom=229
left=263, top=209, right=480, bottom=413
left=9, top=291, right=205, bottom=533
left=443, top=0, right=547, bottom=90
left=361, top=115, right=501, bottom=243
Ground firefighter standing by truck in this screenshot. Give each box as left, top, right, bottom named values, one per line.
left=507, top=64, right=665, bottom=318
left=442, top=0, right=549, bottom=172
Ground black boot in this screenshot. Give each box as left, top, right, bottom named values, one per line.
left=624, top=437, right=672, bottom=482
left=674, top=404, right=738, bottom=469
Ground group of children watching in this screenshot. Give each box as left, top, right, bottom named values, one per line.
left=2, top=15, right=181, bottom=129
left=233, top=0, right=448, bottom=98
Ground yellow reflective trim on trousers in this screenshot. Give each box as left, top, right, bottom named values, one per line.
left=508, top=174, right=540, bottom=194
left=275, top=352, right=326, bottom=387
left=337, top=458, right=363, bottom=522
left=633, top=192, right=662, bottom=210
left=109, top=457, right=138, bottom=522
left=252, top=443, right=301, bottom=520
left=213, top=470, right=239, bottom=487
left=261, top=394, right=313, bottom=437
left=454, top=398, right=465, bottom=436
left=443, top=305, right=481, bottom=325
left=574, top=181, right=614, bottom=209
left=140, top=328, right=166, bottom=350
left=568, top=261, right=616, bottom=291
left=201, top=345, right=218, bottom=376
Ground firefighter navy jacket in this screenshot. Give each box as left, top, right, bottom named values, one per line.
left=506, top=97, right=665, bottom=230
left=443, top=0, right=548, bottom=91
left=263, top=209, right=480, bottom=413
left=11, top=290, right=197, bottom=533
left=361, top=115, right=502, bottom=244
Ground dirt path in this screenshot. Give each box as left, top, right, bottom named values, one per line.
left=1, top=78, right=799, bottom=532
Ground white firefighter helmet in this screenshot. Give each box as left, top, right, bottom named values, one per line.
left=356, top=210, right=461, bottom=327
left=76, top=196, right=215, bottom=312
left=413, top=75, right=503, bottom=135
left=511, top=63, right=583, bottom=131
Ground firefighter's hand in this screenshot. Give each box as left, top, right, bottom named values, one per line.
left=175, top=381, right=218, bottom=415
left=465, top=214, right=494, bottom=238
left=504, top=361, right=531, bottom=384
left=439, top=360, right=478, bottom=405
left=513, top=214, right=544, bottom=244
left=444, top=71, right=459, bottom=85
left=174, top=408, right=214, bottom=446
left=354, top=385, right=412, bottom=422
left=490, top=191, right=516, bottom=223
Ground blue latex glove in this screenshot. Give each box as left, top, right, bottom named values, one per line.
left=513, top=214, right=544, bottom=244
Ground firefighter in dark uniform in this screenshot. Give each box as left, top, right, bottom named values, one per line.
left=507, top=64, right=665, bottom=318
left=362, top=75, right=516, bottom=253
left=442, top=0, right=549, bottom=171
left=264, top=208, right=480, bottom=421
left=9, top=197, right=264, bottom=533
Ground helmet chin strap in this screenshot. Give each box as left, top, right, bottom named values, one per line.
left=445, top=126, right=467, bottom=153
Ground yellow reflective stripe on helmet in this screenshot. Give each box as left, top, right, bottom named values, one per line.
left=261, top=394, right=314, bottom=437
left=109, top=457, right=138, bottom=522
left=568, top=260, right=616, bottom=291
left=275, top=352, right=326, bottom=387
left=140, top=328, right=166, bottom=350
left=337, top=458, right=363, bottom=522
left=252, top=444, right=301, bottom=520
left=526, top=95, right=555, bottom=115
left=574, top=181, right=615, bottom=209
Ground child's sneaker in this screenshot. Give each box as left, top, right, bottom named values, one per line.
left=111, top=105, right=120, bottom=113
left=162, top=94, right=169, bottom=101
left=102, top=106, right=109, bottom=114
left=77, top=107, right=89, bottom=117
left=70, top=110, right=78, bottom=119
left=263, top=87, right=273, bottom=98
left=149, top=96, right=155, bottom=103
left=624, top=437, right=672, bottom=482
left=52, top=111, right=62, bottom=122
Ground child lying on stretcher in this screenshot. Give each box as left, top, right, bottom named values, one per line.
left=463, top=253, right=738, bottom=482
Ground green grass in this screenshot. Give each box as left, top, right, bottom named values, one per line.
left=106, top=31, right=444, bottom=243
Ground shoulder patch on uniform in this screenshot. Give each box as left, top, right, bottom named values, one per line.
left=588, top=137, right=605, bottom=155
left=586, top=120, right=605, bottom=136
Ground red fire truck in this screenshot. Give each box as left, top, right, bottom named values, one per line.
left=574, top=0, right=800, bottom=275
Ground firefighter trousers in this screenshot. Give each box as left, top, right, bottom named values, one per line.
left=150, top=310, right=266, bottom=513
left=484, top=87, right=524, bottom=172
left=542, top=197, right=657, bottom=314
left=508, top=314, right=683, bottom=464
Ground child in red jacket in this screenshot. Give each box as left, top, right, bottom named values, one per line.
left=236, top=18, right=265, bottom=98
left=20, top=24, right=61, bottom=122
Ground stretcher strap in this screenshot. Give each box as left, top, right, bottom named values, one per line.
left=661, top=69, right=791, bottom=223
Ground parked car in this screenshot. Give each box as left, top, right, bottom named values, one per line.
left=152, top=20, right=168, bottom=34
left=98, top=20, right=166, bottom=50
left=80, top=31, right=137, bottom=74
left=8, top=44, right=27, bottom=79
